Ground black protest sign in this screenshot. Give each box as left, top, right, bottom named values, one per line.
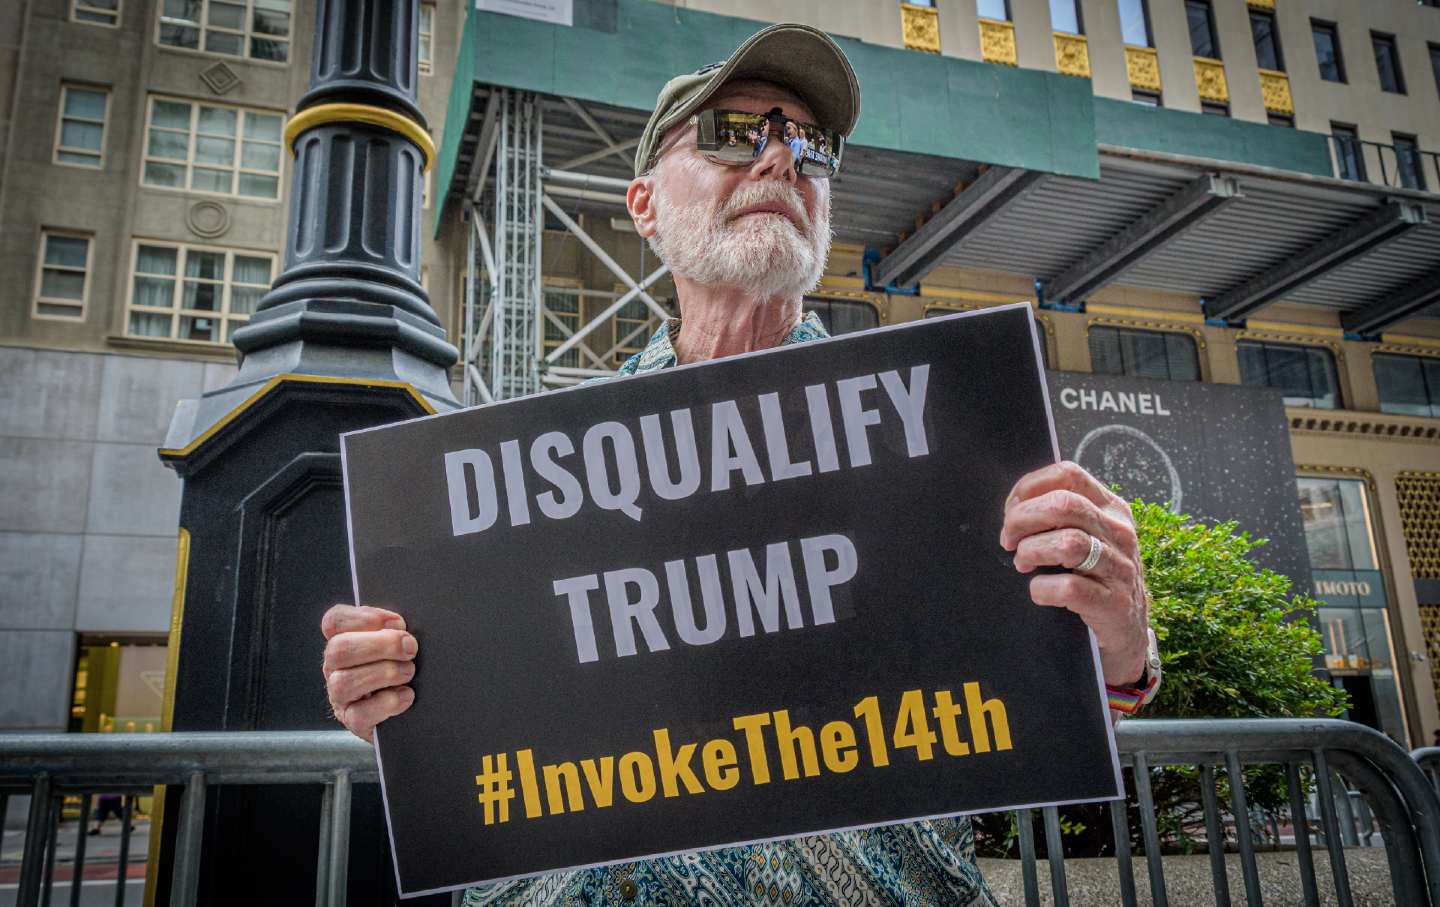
left=341, top=305, right=1122, bottom=897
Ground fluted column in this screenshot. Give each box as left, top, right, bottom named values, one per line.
left=229, top=0, right=457, bottom=400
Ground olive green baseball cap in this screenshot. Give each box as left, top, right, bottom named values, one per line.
left=633, top=23, right=861, bottom=178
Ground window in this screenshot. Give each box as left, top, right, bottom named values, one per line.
left=1372, top=32, right=1405, bottom=94
left=1374, top=353, right=1440, bottom=417
left=1268, top=113, right=1295, bottom=127
left=976, top=0, right=1009, bottom=21
left=1431, top=43, right=1440, bottom=98
left=126, top=242, right=273, bottom=343
left=1297, top=476, right=1406, bottom=741
left=1088, top=327, right=1199, bottom=381
left=1117, top=0, right=1151, bottom=47
left=418, top=3, right=434, bottom=75
left=73, top=0, right=120, bottom=26
left=1049, top=0, right=1081, bottom=35
left=54, top=85, right=108, bottom=168
left=1332, top=123, right=1367, bottom=182
left=806, top=298, right=880, bottom=336
left=1312, top=21, right=1346, bottom=83
left=1394, top=133, right=1426, bottom=191
left=1299, top=478, right=1378, bottom=573
left=1250, top=10, right=1283, bottom=71
left=1237, top=340, right=1340, bottom=409
left=33, top=231, right=91, bottom=320
left=1131, top=89, right=1162, bottom=106
left=1186, top=0, right=1219, bottom=59
left=142, top=97, right=283, bottom=199
left=1201, top=101, right=1230, bottom=117
left=158, top=0, right=292, bottom=63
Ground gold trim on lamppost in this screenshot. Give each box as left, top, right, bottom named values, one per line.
left=283, top=102, right=437, bottom=172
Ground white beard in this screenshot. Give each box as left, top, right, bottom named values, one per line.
left=648, top=176, right=831, bottom=299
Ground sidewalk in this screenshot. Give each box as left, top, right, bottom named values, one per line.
left=0, top=817, right=149, bottom=884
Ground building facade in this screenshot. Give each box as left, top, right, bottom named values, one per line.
left=1, top=0, right=1439, bottom=748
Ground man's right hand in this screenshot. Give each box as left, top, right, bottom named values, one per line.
left=321, top=604, right=418, bottom=743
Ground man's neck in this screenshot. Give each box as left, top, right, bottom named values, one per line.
left=671, top=277, right=803, bottom=364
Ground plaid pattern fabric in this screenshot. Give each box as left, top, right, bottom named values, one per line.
left=465, top=312, right=997, bottom=906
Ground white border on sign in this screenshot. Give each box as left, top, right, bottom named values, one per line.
left=339, top=303, right=1127, bottom=898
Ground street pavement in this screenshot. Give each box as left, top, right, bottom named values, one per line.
left=0, top=818, right=148, bottom=907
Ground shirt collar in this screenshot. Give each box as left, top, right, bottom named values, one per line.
left=616, top=311, right=829, bottom=376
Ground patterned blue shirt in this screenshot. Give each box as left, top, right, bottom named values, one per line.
left=463, top=313, right=997, bottom=907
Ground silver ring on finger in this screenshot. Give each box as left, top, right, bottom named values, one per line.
left=1076, top=533, right=1103, bottom=574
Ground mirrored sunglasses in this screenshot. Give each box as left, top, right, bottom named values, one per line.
left=668, top=107, right=844, bottom=179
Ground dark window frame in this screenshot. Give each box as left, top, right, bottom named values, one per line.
left=1372, top=31, right=1406, bottom=95
left=1331, top=122, right=1367, bottom=182
left=1201, top=100, right=1230, bottom=117
left=1049, top=0, right=1084, bottom=36
left=804, top=296, right=882, bottom=337
left=1186, top=0, right=1221, bottom=59
left=1250, top=8, right=1284, bottom=71
left=1237, top=339, right=1343, bottom=410
left=1312, top=19, right=1347, bottom=83
left=1117, top=0, right=1153, bottom=48
left=1131, top=88, right=1163, bottom=106
left=1429, top=42, right=1440, bottom=98
left=1373, top=352, right=1440, bottom=418
left=1392, top=132, right=1426, bottom=191
left=976, top=0, right=1011, bottom=22
left=1088, top=325, right=1202, bottom=382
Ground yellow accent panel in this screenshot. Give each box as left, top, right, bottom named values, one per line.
left=158, top=374, right=437, bottom=460
left=817, top=275, right=866, bottom=291
left=1258, top=69, right=1294, bottom=115
left=160, top=528, right=190, bottom=732
left=1194, top=57, right=1229, bottom=103
left=284, top=103, right=436, bottom=172
left=1126, top=46, right=1161, bottom=92
left=919, top=286, right=1028, bottom=305
left=1087, top=316, right=1208, bottom=351
left=144, top=527, right=190, bottom=907
left=1086, top=303, right=1205, bottom=324
left=1246, top=319, right=1344, bottom=339
left=1054, top=33, right=1091, bottom=78
left=1247, top=0, right=1275, bottom=9
left=900, top=4, right=940, bottom=54
left=1380, top=333, right=1440, bottom=351
left=979, top=19, right=1018, bottom=67
left=1399, top=472, right=1440, bottom=581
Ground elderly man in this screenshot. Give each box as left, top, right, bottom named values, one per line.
left=322, top=23, right=1159, bottom=906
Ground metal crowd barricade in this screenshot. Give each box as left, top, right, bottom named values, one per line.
left=2, top=720, right=1439, bottom=907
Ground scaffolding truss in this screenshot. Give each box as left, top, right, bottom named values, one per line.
left=461, top=89, right=669, bottom=404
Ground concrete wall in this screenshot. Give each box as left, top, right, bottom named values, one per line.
left=0, top=347, right=236, bottom=731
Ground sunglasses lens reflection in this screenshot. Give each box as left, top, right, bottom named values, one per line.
left=696, top=109, right=842, bottom=178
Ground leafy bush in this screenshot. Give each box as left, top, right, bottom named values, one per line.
left=975, top=499, right=1348, bottom=857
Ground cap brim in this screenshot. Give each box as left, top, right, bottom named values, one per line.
left=645, top=24, right=860, bottom=172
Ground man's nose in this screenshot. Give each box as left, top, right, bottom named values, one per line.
left=747, top=135, right=797, bottom=186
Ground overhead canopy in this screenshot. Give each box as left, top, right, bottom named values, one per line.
left=439, top=1, right=1440, bottom=333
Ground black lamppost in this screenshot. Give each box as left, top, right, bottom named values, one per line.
left=153, top=1, right=456, bottom=902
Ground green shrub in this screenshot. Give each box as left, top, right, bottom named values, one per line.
left=975, top=499, right=1348, bottom=857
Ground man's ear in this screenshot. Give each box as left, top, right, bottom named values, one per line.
left=627, top=176, right=659, bottom=239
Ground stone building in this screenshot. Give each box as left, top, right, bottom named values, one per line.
left=2, top=0, right=1439, bottom=747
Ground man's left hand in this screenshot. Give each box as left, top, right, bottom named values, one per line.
left=1000, top=461, right=1150, bottom=687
